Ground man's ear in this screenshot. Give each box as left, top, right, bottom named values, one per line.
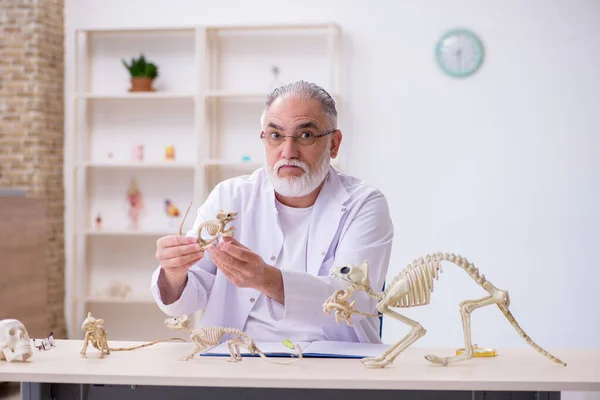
left=330, top=130, right=342, bottom=159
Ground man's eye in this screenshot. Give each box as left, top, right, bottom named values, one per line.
left=299, top=131, right=313, bottom=139
left=270, top=132, right=281, bottom=139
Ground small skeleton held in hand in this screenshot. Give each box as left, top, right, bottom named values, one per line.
left=165, top=313, right=302, bottom=364
left=324, top=254, right=567, bottom=369
left=179, top=201, right=237, bottom=250
left=80, top=312, right=185, bottom=359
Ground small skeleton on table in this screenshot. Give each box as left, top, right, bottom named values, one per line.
left=165, top=313, right=302, bottom=364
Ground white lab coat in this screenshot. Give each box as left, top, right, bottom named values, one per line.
left=150, top=166, right=394, bottom=343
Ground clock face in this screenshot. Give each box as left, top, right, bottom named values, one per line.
left=436, top=29, right=484, bottom=78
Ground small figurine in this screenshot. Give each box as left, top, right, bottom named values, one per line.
left=324, top=253, right=567, bottom=369
left=80, top=312, right=185, bottom=359
left=127, top=180, right=143, bottom=230
left=95, top=214, right=102, bottom=231
left=132, top=144, right=144, bottom=162
left=164, top=144, right=175, bottom=161
left=0, top=319, right=33, bottom=362
left=178, top=202, right=237, bottom=250
left=165, top=314, right=302, bottom=364
left=165, top=199, right=180, bottom=229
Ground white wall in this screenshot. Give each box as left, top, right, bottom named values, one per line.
left=64, top=0, right=599, bottom=396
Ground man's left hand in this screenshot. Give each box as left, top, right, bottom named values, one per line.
left=207, top=237, right=284, bottom=303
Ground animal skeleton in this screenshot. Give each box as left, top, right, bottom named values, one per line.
left=80, top=312, right=185, bottom=358
left=323, top=253, right=567, bottom=369
left=164, top=313, right=302, bottom=364
left=179, top=202, right=237, bottom=250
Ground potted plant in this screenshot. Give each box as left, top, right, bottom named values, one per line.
left=121, top=54, right=159, bottom=92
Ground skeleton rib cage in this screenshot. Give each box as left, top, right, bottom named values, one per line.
left=386, top=253, right=487, bottom=308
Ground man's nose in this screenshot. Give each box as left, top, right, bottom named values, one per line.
left=280, top=137, right=299, bottom=158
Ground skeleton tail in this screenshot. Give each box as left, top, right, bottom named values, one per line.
left=497, top=305, right=566, bottom=366
left=109, top=337, right=186, bottom=352
left=178, top=201, right=193, bottom=235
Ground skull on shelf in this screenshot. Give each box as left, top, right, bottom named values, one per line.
left=0, top=319, right=33, bottom=362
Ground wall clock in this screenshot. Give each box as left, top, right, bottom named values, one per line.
left=435, top=28, right=484, bottom=78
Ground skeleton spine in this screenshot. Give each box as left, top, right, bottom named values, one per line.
left=437, top=253, right=488, bottom=288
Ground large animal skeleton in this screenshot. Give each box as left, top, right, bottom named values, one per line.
left=179, top=202, right=237, bottom=250
left=164, top=314, right=302, bottom=364
left=323, top=253, right=567, bottom=369
left=0, top=319, right=33, bottom=362
left=80, top=312, right=185, bottom=358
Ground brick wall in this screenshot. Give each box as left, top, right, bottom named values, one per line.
left=0, top=0, right=66, bottom=338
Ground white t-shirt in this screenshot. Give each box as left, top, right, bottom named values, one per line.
left=243, top=199, right=329, bottom=342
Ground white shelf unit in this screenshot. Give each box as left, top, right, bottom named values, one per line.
left=68, top=23, right=342, bottom=341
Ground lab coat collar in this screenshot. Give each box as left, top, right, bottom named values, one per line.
left=260, top=165, right=350, bottom=276
left=306, top=166, right=350, bottom=275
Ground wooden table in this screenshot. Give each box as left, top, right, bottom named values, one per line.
left=1, top=340, right=598, bottom=400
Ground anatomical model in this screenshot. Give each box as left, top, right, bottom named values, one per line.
left=96, top=281, right=132, bottom=299
left=0, top=319, right=33, bottom=362
left=165, top=199, right=180, bottom=229
left=165, top=314, right=302, bottom=364
left=80, top=312, right=185, bottom=359
left=178, top=201, right=237, bottom=250
left=323, top=253, right=567, bottom=368
left=127, top=179, right=143, bottom=230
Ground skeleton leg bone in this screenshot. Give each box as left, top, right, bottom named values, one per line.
left=182, top=339, right=208, bottom=361
left=425, top=295, right=499, bottom=365
left=361, top=304, right=426, bottom=369
left=226, top=339, right=244, bottom=362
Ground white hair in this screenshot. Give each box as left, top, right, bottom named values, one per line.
left=260, top=80, right=338, bottom=130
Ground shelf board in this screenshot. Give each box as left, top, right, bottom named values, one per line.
left=80, top=161, right=195, bottom=170
left=206, top=22, right=340, bottom=32
left=204, top=91, right=267, bottom=101
left=204, top=91, right=340, bottom=103
left=75, top=93, right=196, bottom=100
left=84, top=296, right=155, bottom=304
left=204, top=159, right=341, bottom=169
left=204, top=160, right=263, bottom=169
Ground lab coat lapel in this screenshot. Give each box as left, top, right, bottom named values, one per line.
left=306, top=167, right=350, bottom=276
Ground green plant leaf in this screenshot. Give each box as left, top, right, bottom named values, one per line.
left=122, top=53, right=159, bottom=78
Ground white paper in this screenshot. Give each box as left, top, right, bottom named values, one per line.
left=303, top=341, right=392, bottom=357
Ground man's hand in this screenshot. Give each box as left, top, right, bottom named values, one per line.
left=156, top=235, right=203, bottom=304
left=207, top=237, right=284, bottom=303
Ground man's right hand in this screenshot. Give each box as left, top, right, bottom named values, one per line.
left=156, top=235, right=203, bottom=304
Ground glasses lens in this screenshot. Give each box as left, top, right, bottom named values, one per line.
left=266, top=134, right=284, bottom=147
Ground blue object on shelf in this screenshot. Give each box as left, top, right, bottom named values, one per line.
left=241, top=155, right=251, bottom=162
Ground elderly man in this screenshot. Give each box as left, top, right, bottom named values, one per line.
left=151, top=80, right=393, bottom=343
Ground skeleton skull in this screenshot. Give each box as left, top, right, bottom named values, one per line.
left=0, top=319, right=33, bottom=362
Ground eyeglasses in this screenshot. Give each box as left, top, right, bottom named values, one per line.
left=260, top=129, right=336, bottom=147
left=33, top=331, right=55, bottom=351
